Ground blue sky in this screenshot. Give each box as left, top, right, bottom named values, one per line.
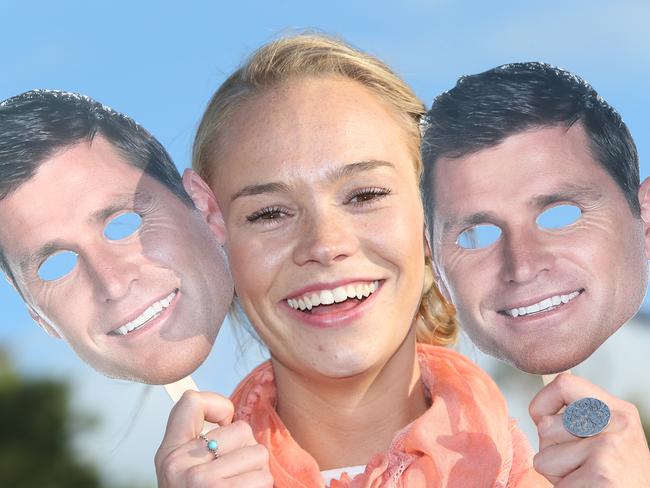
left=1, top=1, right=649, bottom=485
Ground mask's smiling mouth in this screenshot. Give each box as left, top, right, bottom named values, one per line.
left=111, top=289, right=178, bottom=335
left=499, top=289, right=584, bottom=318
left=286, top=281, right=380, bottom=315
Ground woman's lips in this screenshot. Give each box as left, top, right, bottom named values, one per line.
left=286, top=280, right=379, bottom=312
left=309, top=296, right=368, bottom=315
left=283, top=281, right=383, bottom=328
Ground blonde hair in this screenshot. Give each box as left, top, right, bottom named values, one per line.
left=193, top=33, right=458, bottom=346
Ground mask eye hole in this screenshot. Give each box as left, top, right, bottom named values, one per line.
left=457, top=224, right=502, bottom=249
left=104, top=212, right=142, bottom=241
left=38, top=251, right=78, bottom=281
left=536, top=204, right=582, bottom=229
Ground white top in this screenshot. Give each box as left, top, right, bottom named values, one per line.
left=321, top=465, right=366, bottom=484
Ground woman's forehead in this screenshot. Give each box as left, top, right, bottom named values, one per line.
left=212, top=79, right=415, bottom=183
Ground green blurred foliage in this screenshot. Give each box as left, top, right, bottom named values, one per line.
left=0, top=349, right=150, bottom=488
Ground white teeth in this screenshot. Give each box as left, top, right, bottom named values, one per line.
left=112, top=290, right=177, bottom=335
left=526, top=303, right=540, bottom=314
left=355, top=285, right=364, bottom=299
left=320, top=290, right=335, bottom=305
left=287, top=281, right=380, bottom=312
left=346, top=285, right=356, bottom=298
left=143, top=307, right=155, bottom=321
left=332, top=287, right=348, bottom=303
left=505, top=290, right=581, bottom=318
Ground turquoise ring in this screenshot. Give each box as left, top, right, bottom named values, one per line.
left=199, top=433, right=220, bottom=459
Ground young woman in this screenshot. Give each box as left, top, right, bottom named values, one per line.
left=155, top=35, right=550, bottom=487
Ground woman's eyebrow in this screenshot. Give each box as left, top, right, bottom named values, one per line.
left=231, top=182, right=292, bottom=202
left=231, top=160, right=395, bottom=202
left=325, top=159, right=395, bottom=183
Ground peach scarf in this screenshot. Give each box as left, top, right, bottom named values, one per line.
left=231, top=345, right=550, bottom=487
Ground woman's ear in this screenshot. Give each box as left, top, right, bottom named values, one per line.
left=182, top=169, right=227, bottom=245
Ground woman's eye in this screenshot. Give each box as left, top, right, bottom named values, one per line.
left=457, top=224, right=502, bottom=249
left=246, top=207, right=289, bottom=223
left=536, top=204, right=582, bottom=229
left=346, top=187, right=391, bottom=205
left=104, top=212, right=143, bottom=240
left=38, top=250, right=78, bottom=281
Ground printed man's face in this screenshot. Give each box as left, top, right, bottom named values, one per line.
left=0, top=137, right=232, bottom=384
left=431, top=124, right=650, bottom=374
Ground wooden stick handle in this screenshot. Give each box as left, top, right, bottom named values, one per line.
left=542, top=370, right=571, bottom=386
left=164, top=375, right=220, bottom=434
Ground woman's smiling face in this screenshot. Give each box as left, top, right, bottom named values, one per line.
left=208, top=77, right=426, bottom=380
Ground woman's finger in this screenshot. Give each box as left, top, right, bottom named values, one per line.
left=162, top=390, right=234, bottom=445
left=201, top=443, right=270, bottom=479
left=221, top=469, right=275, bottom=488
left=536, top=413, right=579, bottom=450
left=533, top=437, right=591, bottom=483
left=156, top=420, right=267, bottom=487
left=156, top=390, right=235, bottom=479
left=199, top=420, right=259, bottom=456
left=529, top=373, right=611, bottom=423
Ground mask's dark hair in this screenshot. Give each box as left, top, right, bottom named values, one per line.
left=0, top=89, right=193, bottom=281
left=421, top=62, right=640, bottom=226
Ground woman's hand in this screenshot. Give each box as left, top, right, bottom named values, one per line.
left=155, top=390, right=273, bottom=487
left=530, top=373, right=650, bottom=487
